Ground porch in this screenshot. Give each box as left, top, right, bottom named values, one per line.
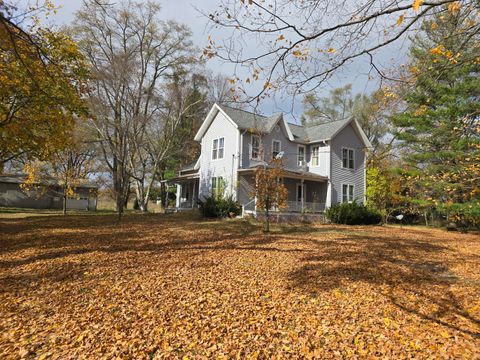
left=237, top=168, right=329, bottom=214
left=170, top=175, right=199, bottom=210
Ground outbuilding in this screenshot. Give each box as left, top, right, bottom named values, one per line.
left=0, top=174, right=98, bottom=211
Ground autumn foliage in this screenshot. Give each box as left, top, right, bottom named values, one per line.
left=0, top=21, right=88, bottom=164
left=0, top=214, right=479, bottom=358
left=253, top=158, right=288, bottom=231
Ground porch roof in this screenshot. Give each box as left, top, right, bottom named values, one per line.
left=169, top=173, right=199, bottom=183
left=238, top=166, right=328, bottom=182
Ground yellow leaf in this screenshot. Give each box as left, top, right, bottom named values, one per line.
left=277, top=34, right=285, bottom=41
left=327, top=47, right=336, bottom=54
left=397, top=14, right=404, bottom=26
left=448, top=2, right=461, bottom=14
left=440, top=330, right=451, bottom=339
left=412, top=0, right=424, bottom=12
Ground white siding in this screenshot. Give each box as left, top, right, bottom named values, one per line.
left=199, top=111, right=239, bottom=199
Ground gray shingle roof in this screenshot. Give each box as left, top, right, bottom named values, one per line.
left=218, top=105, right=281, bottom=133
left=218, top=104, right=352, bottom=143
left=179, top=160, right=199, bottom=174
left=302, top=118, right=351, bottom=142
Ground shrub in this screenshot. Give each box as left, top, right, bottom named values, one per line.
left=198, top=195, right=242, bottom=218
left=326, top=202, right=382, bottom=225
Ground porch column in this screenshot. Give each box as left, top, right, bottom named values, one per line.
left=176, top=183, right=181, bottom=208
left=192, top=181, right=196, bottom=208
left=301, top=179, right=304, bottom=213
left=326, top=180, right=332, bottom=209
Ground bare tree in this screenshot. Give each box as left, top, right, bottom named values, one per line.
left=72, top=0, right=194, bottom=217
left=205, top=0, right=479, bottom=103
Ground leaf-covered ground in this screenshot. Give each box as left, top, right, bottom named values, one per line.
left=0, top=213, right=479, bottom=359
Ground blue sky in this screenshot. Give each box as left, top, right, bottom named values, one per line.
left=48, top=0, right=405, bottom=120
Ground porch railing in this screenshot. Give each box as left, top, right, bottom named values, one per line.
left=284, top=201, right=326, bottom=213
left=179, top=199, right=195, bottom=208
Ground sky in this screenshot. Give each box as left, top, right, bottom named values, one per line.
left=47, top=0, right=406, bottom=120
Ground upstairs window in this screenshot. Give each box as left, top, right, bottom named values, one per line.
left=342, top=148, right=354, bottom=169
left=272, top=140, right=281, bottom=158
left=298, top=145, right=306, bottom=165
left=212, top=137, right=224, bottom=160
left=342, top=184, right=354, bottom=203
left=311, top=146, right=319, bottom=166
left=251, top=135, right=262, bottom=160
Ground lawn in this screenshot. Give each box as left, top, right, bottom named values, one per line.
left=0, top=213, right=479, bottom=359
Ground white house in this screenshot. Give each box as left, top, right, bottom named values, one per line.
left=172, top=103, right=372, bottom=214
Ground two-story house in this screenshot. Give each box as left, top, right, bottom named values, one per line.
left=172, top=103, right=372, bottom=214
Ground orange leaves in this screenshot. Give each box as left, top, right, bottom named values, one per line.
left=412, top=0, right=424, bottom=12
left=396, top=14, right=405, bottom=26
left=1, top=215, right=479, bottom=358
left=447, top=2, right=461, bottom=14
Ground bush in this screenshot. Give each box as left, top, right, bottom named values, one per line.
left=326, top=202, right=382, bottom=225
left=198, top=195, right=242, bottom=218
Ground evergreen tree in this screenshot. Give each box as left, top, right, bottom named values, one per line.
left=391, top=7, right=480, bottom=226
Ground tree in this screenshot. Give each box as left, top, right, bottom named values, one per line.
left=302, top=85, right=392, bottom=158
left=390, top=6, right=480, bottom=226
left=0, top=14, right=88, bottom=165
left=253, top=158, right=288, bottom=232
left=21, top=124, right=95, bottom=215
left=205, top=0, right=478, bottom=103
left=72, top=0, right=195, bottom=217
left=366, top=160, right=404, bottom=222
left=50, top=127, right=95, bottom=215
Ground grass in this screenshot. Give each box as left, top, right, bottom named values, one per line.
left=0, top=213, right=479, bottom=358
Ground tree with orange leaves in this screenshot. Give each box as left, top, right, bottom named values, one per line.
left=253, top=158, right=288, bottom=232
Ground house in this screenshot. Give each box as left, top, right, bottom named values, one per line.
left=172, top=103, right=372, bottom=215
left=0, top=174, right=98, bottom=211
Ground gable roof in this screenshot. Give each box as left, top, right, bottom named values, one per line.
left=219, top=105, right=281, bottom=133
left=303, top=118, right=351, bottom=142
left=194, top=103, right=372, bottom=149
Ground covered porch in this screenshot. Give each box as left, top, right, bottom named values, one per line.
left=237, top=168, right=329, bottom=214
left=170, top=174, right=199, bottom=210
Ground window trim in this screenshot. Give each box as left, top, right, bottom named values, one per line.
left=212, top=137, right=225, bottom=160
left=272, top=139, right=281, bottom=159
left=311, top=145, right=320, bottom=167
left=341, top=147, right=355, bottom=170
left=297, top=145, right=306, bottom=166
left=341, top=183, right=355, bottom=203
left=251, top=134, right=262, bottom=160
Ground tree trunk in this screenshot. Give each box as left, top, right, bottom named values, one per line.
left=63, top=186, right=67, bottom=216
left=264, top=199, right=270, bottom=232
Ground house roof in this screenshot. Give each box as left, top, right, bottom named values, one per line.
left=194, top=103, right=373, bottom=149
left=219, top=105, right=281, bottom=133
left=238, top=166, right=328, bottom=182
left=302, top=118, right=352, bottom=142
left=180, top=160, right=198, bottom=173
left=0, top=174, right=98, bottom=189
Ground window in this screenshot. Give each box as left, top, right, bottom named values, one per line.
left=342, top=148, right=354, bottom=169
left=212, top=137, right=224, bottom=160
left=311, top=146, right=319, bottom=166
left=212, top=176, right=225, bottom=197
left=251, top=135, right=262, bottom=160
left=298, top=145, right=306, bottom=165
left=342, top=184, right=354, bottom=203
left=272, top=140, right=281, bottom=158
